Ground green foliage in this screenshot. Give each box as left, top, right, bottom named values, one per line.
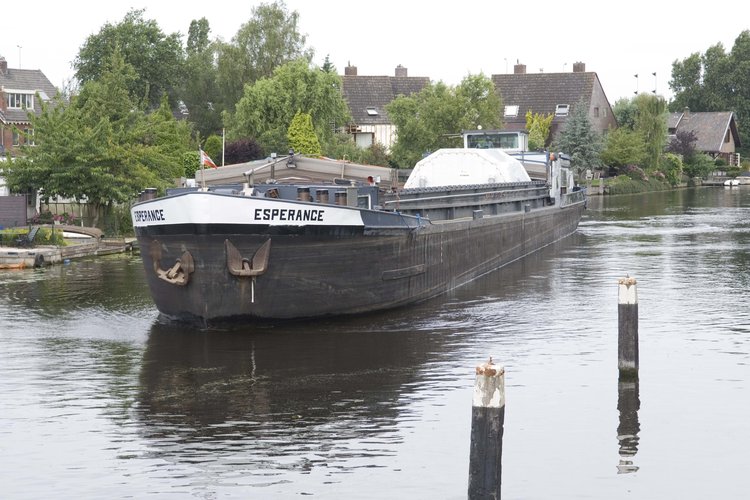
left=553, top=98, right=602, bottom=177
left=203, top=135, right=223, bottom=162
left=74, top=9, right=184, bottom=109
left=226, top=58, right=350, bottom=154
left=600, top=128, right=646, bottom=169
left=287, top=111, right=321, bottom=155
left=0, top=227, right=65, bottom=246
left=633, top=94, right=668, bottom=170
left=322, top=133, right=391, bottom=167
left=669, top=30, right=750, bottom=154
left=216, top=1, right=313, bottom=113
left=181, top=18, right=223, bottom=138
left=387, top=74, right=502, bottom=168
left=683, top=153, right=716, bottom=178
left=613, top=98, right=638, bottom=130
left=525, top=110, right=553, bottom=150
left=725, top=166, right=741, bottom=178
left=605, top=175, right=672, bottom=195
left=660, top=153, right=683, bottom=186
left=183, top=151, right=200, bottom=177
left=5, top=51, right=193, bottom=227
left=103, top=204, right=135, bottom=237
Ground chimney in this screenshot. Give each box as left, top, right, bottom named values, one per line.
left=345, top=63, right=357, bottom=76
left=513, top=60, right=526, bottom=74
left=0, top=56, right=7, bottom=75
left=683, top=107, right=690, bottom=117
left=573, top=61, right=586, bottom=73
left=395, top=64, right=408, bottom=77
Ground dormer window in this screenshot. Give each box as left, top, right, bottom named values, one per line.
left=555, top=104, right=569, bottom=116
left=504, top=105, right=519, bottom=117
left=8, top=92, right=34, bottom=109
left=366, top=107, right=378, bottom=116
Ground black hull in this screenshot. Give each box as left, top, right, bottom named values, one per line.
left=135, top=202, right=584, bottom=322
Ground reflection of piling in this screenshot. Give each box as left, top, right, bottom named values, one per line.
left=468, top=358, right=505, bottom=500
left=617, top=378, right=641, bottom=474
left=618, top=277, right=639, bottom=380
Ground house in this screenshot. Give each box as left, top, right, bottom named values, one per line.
left=491, top=62, right=616, bottom=144
left=341, top=64, right=430, bottom=151
left=667, top=109, right=741, bottom=167
left=0, top=55, right=59, bottom=157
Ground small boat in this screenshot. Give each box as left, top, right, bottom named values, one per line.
left=131, top=142, right=585, bottom=323
left=724, top=179, right=740, bottom=187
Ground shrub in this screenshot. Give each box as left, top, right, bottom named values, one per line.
left=225, top=138, right=264, bottom=164
left=203, top=135, right=223, bottom=162
left=30, top=210, right=78, bottom=226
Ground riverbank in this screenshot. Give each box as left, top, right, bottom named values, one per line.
left=0, top=237, right=136, bottom=269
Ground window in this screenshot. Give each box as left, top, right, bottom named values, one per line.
left=725, top=130, right=731, bottom=143
left=504, top=105, right=519, bottom=117
left=366, top=107, right=378, bottom=116
left=467, top=132, right=519, bottom=149
left=7, top=93, right=34, bottom=109
left=555, top=104, right=569, bottom=116
left=12, top=130, right=20, bottom=146
left=594, top=107, right=600, bottom=118
left=27, top=129, right=35, bottom=146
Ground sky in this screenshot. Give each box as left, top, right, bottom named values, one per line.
left=3, top=0, right=749, bottom=105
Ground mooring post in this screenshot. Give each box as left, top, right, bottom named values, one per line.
left=618, top=276, right=639, bottom=380
left=468, top=357, right=505, bottom=500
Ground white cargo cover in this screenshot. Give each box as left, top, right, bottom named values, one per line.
left=404, top=148, right=532, bottom=189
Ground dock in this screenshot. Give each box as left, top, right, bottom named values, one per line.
left=0, top=224, right=136, bottom=269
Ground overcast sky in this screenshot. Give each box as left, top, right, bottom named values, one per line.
left=3, top=0, right=749, bottom=105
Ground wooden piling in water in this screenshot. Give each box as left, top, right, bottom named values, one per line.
left=618, top=276, right=639, bottom=380
left=468, top=358, right=505, bottom=500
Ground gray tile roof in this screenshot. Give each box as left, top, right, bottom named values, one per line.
left=668, top=111, right=741, bottom=151
left=0, top=67, right=59, bottom=124
left=492, top=72, right=596, bottom=120
left=342, top=75, right=430, bottom=125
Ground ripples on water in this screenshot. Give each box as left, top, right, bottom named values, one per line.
left=2, top=189, right=750, bottom=498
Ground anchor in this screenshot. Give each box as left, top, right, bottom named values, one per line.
left=149, top=240, right=194, bottom=286
left=225, top=239, right=271, bottom=303
left=225, top=239, right=271, bottom=277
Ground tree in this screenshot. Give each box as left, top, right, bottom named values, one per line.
left=387, top=74, right=503, bottom=168
left=661, top=153, right=684, bottom=186
left=6, top=52, right=192, bottom=227
left=553, top=99, right=602, bottom=177
left=323, top=133, right=390, bottom=167
left=216, top=1, right=313, bottom=113
left=181, top=18, right=223, bottom=138
left=225, top=138, right=264, bottom=164
left=666, top=129, right=698, bottom=160
left=226, top=58, right=349, bottom=154
left=74, top=9, right=184, bottom=109
left=287, top=111, right=321, bottom=155
left=525, top=111, right=553, bottom=150
left=670, top=30, right=750, bottom=152
left=600, top=128, right=646, bottom=170
left=321, top=55, right=335, bottom=73
left=613, top=98, right=638, bottom=130
left=669, top=53, right=704, bottom=113
left=633, top=93, right=667, bottom=170
left=203, top=135, right=223, bottom=163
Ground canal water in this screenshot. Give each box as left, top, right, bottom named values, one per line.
left=1, top=187, right=749, bottom=499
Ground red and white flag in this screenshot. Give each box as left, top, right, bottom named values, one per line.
left=200, top=149, right=217, bottom=169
